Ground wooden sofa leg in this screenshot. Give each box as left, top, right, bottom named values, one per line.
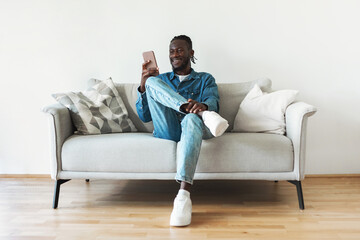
left=53, top=179, right=71, bottom=209
left=288, top=180, right=305, bottom=210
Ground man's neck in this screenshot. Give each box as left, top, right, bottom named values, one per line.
left=174, top=66, right=191, bottom=76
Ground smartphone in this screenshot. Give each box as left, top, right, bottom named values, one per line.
left=142, top=51, right=158, bottom=70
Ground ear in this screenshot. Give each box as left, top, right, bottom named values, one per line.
left=190, top=49, right=194, bottom=57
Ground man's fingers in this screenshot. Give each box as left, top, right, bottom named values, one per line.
left=186, top=103, right=194, bottom=112
left=184, top=99, right=207, bottom=113
left=143, top=67, right=159, bottom=76
left=142, top=67, right=159, bottom=79
left=142, top=71, right=150, bottom=78
left=190, top=102, right=206, bottom=113
left=185, top=99, right=197, bottom=113
left=185, top=99, right=193, bottom=111
left=142, top=60, right=151, bottom=70
left=148, top=68, right=158, bottom=74
left=193, top=107, right=204, bottom=114
left=190, top=103, right=201, bottom=113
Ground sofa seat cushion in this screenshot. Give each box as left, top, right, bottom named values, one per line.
left=196, top=133, right=294, bottom=173
left=61, top=133, right=177, bottom=173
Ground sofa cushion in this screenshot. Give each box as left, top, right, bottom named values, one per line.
left=215, top=78, right=272, bottom=131
left=232, top=84, right=298, bottom=134
left=196, top=133, right=294, bottom=173
left=53, top=78, right=137, bottom=135
left=61, top=133, right=176, bottom=173
left=88, top=79, right=155, bottom=133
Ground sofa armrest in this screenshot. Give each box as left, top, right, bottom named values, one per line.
left=43, top=104, right=75, bottom=180
left=285, top=102, right=317, bottom=180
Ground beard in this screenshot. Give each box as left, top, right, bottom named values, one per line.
left=171, top=57, right=190, bottom=73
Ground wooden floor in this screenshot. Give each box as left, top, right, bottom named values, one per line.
left=0, top=177, right=360, bottom=240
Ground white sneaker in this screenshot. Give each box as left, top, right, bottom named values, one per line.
left=170, top=189, right=192, bottom=227
left=202, top=111, right=229, bottom=137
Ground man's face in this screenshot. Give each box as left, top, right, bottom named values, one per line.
left=169, top=40, right=193, bottom=73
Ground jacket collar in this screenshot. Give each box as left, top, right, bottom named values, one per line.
left=170, top=68, right=199, bottom=81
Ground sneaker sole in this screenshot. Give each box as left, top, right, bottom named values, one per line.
left=170, top=218, right=191, bottom=227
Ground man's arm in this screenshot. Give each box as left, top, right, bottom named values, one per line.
left=139, top=60, right=159, bottom=93
left=136, top=60, right=159, bottom=122
left=201, top=74, right=220, bottom=112
left=136, top=90, right=152, bottom=122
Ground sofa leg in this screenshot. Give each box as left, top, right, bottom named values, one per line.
left=288, top=180, right=305, bottom=210
left=53, top=179, right=71, bottom=209
left=85, top=179, right=90, bottom=182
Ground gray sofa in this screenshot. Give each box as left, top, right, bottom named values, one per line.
left=43, top=78, right=317, bottom=209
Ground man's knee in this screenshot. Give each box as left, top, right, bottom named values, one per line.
left=145, top=76, right=162, bottom=89
left=182, top=113, right=203, bottom=130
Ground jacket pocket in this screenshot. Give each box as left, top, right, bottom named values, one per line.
left=184, top=89, right=201, bottom=100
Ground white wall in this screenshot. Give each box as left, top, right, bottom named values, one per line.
left=1, top=0, right=359, bottom=174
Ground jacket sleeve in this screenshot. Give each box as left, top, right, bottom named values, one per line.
left=136, top=87, right=152, bottom=122
left=202, top=75, right=220, bottom=113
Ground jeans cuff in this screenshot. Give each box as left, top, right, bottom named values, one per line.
left=175, top=175, right=193, bottom=185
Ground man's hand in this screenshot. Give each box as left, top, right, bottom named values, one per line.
left=140, top=60, right=159, bottom=93
left=182, top=99, right=208, bottom=114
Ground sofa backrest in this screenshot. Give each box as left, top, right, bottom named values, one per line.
left=216, top=78, right=272, bottom=132
left=89, top=78, right=272, bottom=133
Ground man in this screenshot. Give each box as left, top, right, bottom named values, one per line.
left=136, top=35, right=228, bottom=226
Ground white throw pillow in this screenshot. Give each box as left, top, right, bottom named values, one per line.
left=232, top=84, right=298, bottom=134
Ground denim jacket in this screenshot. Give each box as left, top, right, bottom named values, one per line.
left=136, top=68, right=219, bottom=123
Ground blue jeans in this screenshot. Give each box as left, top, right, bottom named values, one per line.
left=145, top=77, right=213, bottom=185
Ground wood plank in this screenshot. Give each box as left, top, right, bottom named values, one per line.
left=0, top=177, right=359, bottom=239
